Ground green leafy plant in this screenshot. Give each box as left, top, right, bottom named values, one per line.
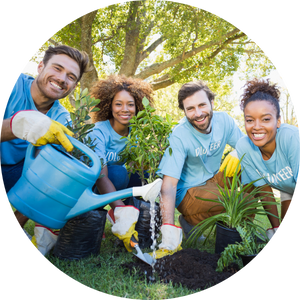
left=187, top=155, right=280, bottom=245
left=66, top=88, right=101, bottom=166
left=119, top=97, right=177, bottom=185
left=216, top=223, right=266, bottom=272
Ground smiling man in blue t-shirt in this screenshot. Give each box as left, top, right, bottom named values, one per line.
left=153, top=80, right=244, bottom=259
left=1, top=45, right=90, bottom=255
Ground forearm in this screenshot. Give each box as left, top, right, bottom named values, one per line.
left=95, top=167, right=124, bottom=209
left=1, top=118, right=17, bottom=142
left=160, top=176, right=178, bottom=224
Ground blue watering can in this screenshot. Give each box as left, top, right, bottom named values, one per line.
left=7, top=136, right=162, bottom=229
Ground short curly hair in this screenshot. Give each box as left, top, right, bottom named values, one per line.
left=240, top=78, right=281, bottom=119
left=90, top=74, right=154, bottom=123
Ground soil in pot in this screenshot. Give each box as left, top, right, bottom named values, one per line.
left=121, top=248, right=239, bottom=291
left=215, top=222, right=242, bottom=254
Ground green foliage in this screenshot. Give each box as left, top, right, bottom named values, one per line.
left=36, top=0, right=274, bottom=92
left=66, top=88, right=101, bottom=166
left=216, top=224, right=266, bottom=272
left=120, top=97, right=177, bottom=184
left=187, top=155, right=280, bottom=245
left=59, top=96, right=75, bottom=112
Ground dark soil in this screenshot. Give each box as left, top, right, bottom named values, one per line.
left=121, top=248, right=239, bottom=291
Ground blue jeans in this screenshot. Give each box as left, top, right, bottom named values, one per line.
left=96, top=165, right=147, bottom=205
left=1, top=159, right=24, bottom=193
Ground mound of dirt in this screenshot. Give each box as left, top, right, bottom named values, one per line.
left=122, top=248, right=238, bottom=291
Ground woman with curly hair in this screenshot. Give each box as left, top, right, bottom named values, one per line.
left=235, top=78, right=299, bottom=239
left=88, top=74, right=155, bottom=251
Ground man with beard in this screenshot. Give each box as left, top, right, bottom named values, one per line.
left=152, top=80, right=244, bottom=259
left=1, top=45, right=90, bottom=254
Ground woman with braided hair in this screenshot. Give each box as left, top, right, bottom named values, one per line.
left=88, top=74, right=156, bottom=251
left=236, top=78, right=299, bottom=239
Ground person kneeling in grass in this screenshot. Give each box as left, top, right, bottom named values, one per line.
left=88, top=74, right=155, bottom=251
left=153, top=80, right=245, bottom=259
left=236, top=78, right=298, bottom=239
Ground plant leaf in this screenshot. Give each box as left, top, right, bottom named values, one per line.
left=90, top=107, right=100, bottom=112
left=142, top=97, right=149, bottom=107
left=81, top=88, right=88, bottom=97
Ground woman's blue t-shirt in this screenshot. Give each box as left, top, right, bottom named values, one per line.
left=88, top=120, right=128, bottom=167
left=236, top=124, right=299, bottom=195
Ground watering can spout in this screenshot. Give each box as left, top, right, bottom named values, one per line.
left=66, top=178, right=163, bottom=220
left=132, top=178, right=162, bottom=202
left=65, top=187, right=132, bottom=220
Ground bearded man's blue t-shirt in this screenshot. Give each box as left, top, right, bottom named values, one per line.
left=157, top=111, right=244, bottom=207
left=236, top=124, right=299, bottom=195
left=1, top=73, right=71, bottom=165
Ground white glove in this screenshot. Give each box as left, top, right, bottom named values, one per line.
left=11, top=110, right=74, bottom=152
left=266, top=226, right=279, bottom=240
left=150, top=224, right=182, bottom=259
left=159, top=224, right=182, bottom=251
left=111, top=206, right=139, bottom=252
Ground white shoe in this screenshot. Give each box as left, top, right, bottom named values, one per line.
left=20, top=225, right=58, bottom=258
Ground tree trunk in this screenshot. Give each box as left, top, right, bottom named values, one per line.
left=119, top=1, right=143, bottom=76
left=80, top=10, right=99, bottom=91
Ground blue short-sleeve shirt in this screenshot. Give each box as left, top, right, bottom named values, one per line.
left=158, top=112, right=245, bottom=207
left=1, top=73, right=71, bottom=165
left=88, top=120, right=129, bottom=167
left=236, top=124, right=299, bottom=195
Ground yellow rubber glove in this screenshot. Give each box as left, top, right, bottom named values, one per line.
left=219, top=150, right=240, bottom=177
left=149, top=224, right=182, bottom=259
left=34, top=120, right=74, bottom=152
left=152, top=245, right=183, bottom=259
left=11, top=110, right=74, bottom=152
left=111, top=206, right=139, bottom=252
left=115, top=223, right=139, bottom=252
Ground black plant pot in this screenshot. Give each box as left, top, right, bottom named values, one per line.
left=215, top=222, right=242, bottom=254
left=240, top=254, right=257, bottom=266
left=53, top=208, right=107, bottom=260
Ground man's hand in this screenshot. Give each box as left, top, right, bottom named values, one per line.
left=150, top=224, right=182, bottom=259
left=219, top=149, right=240, bottom=177
left=10, top=110, right=74, bottom=152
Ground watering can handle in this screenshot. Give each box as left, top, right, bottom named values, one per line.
left=23, top=135, right=101, bottom=176
left=67, top=135, right=101, bottom=173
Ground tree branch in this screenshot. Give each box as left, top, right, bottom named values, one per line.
left=136, top=36, right=165, bottom=65
left=48, top=38, right=61, bottom=47
left=224, top=47, right=263, bottom=54
left=134, top=28, right=245, bottom=79
left=92, top=24, right=126, bottom=45
left=151, top=34, right=241, bottom=90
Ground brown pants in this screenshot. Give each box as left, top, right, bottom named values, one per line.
left=177, top=172, right=231, bottom=226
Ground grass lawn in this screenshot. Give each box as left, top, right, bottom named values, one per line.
left=22, top=202, right=278, bottom=299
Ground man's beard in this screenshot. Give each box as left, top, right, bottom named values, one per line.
left=187, top=110, right=213, bottom=134
left=35, top=74, right=68, bottom=101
